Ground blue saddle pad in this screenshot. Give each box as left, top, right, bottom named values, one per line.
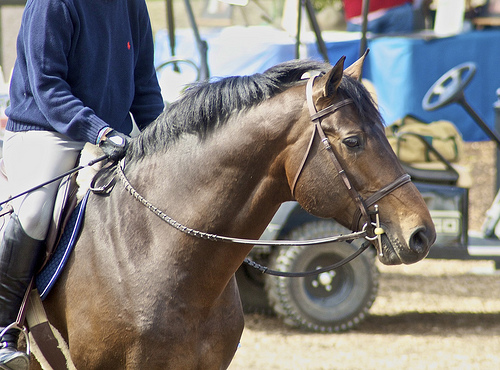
left=36, top=191, right=90, bottom=300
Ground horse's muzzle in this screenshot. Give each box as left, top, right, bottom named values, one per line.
left=378, top=225, right=435, bottom=265
left=409, top=226, right=434, bottom=256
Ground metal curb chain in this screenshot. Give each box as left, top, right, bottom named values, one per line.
left=115, top=161, right=368, bottom=247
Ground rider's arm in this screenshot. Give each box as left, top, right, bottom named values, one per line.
left=10, top=0, right=108, bottom=144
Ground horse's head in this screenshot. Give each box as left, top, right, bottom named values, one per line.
left=289, top=53, right=436, bottom=265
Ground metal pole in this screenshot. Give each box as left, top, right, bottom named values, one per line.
left=359, top=0, right=370, bottom=58
left=295, top=0, right=302, bottom=59
left=183, top=0, right=210, bottom=80
left=165, top=0, right=180, bottom=72
left=458, top=96, right=500, bottom=148
left=494, top=88, right=500, bottom=191
left=304, top=0, right=329, bottom=63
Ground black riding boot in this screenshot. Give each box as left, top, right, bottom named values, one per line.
left=0, top=214, right=45, bottom=370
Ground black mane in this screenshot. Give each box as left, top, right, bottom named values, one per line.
left=127, top=59, right=380, bottom=162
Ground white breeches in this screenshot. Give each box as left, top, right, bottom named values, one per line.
left=2, top=131, right=85, bottom=240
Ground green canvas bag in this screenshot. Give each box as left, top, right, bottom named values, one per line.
left=385, top=114, right=464, bottom=163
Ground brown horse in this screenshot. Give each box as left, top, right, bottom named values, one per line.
left=40, top=54, right=435, bottom=369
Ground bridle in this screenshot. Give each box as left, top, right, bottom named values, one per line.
left=291, top=76, right=411, bottom=238
left=113, top=75, right=412, bottom=277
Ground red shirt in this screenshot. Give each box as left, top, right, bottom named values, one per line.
left=343, top=0, right=412, bottom=19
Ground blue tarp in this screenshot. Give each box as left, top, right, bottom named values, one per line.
left=155, top=26, right=500, bottom=141
left=364, top=30, right=500, bottom=142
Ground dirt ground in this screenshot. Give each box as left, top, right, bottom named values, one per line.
left=229, top=141, right=500, bottom=370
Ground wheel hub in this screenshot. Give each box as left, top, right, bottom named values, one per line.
left=311, top=268, right=336, bottom=292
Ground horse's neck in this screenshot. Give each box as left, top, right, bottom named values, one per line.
left=82, top=103, right=302, bottom=309
left=127, top=118, right=291, bottom=241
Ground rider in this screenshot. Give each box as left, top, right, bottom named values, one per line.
left=0, top=0, right=164, bottom=368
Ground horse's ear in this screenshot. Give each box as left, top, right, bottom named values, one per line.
left=314, top=56, right=345, bottom=103
left=344, top=49, right=369, bottom=81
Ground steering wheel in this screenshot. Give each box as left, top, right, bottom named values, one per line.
left=422, top=62, right=476, bottom=111
left=155, top=58, right=201, bottom=82
left=156, top=58, right=202, bottom=104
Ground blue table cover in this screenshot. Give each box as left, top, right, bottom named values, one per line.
left=155, top=27, right=500, bottom=141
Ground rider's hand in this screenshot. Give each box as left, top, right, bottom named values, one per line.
left=98, top=129, right=129, bottom=161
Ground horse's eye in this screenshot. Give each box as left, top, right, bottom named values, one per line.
left=343, top=136, right=360, bottom=148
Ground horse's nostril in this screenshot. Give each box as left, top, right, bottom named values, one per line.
left=410, top=228, right=429, bottom=255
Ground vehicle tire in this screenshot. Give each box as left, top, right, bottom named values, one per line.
left=236, top=253, right=273, bottom=314
left=265, top=220, right=379, bottom=332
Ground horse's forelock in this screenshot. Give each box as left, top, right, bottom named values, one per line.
left=338, top=75, right=382, bottom=125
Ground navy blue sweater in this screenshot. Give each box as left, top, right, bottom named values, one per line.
left=6, top=0, right=164, bottom=144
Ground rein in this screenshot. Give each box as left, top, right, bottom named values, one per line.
left=116, top=162, right=372, bottom=278
left=115, top=162, right=367, bottom=247
left=114, top=76, right=411, bottom=278
left=0, top=155, right=109, bottom=207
